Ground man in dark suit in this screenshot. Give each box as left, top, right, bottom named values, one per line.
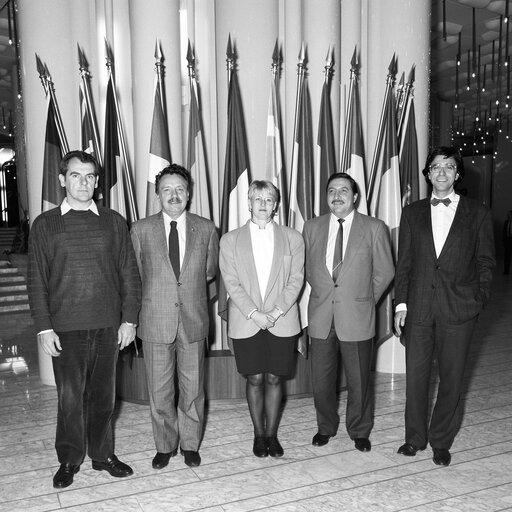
left=394, top=146, right=495, bottom=466
left=130, top=164, right=218, bottom=469
left=303, top=172, right=394, bottom=453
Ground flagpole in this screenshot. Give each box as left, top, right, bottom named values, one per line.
left=78, top=44, right=103, bottom=167
left=340, top=47, right=358, bottom=172
left=105, top=40, right=138, bottom=223
left=226, top=34, right=234, bottom=92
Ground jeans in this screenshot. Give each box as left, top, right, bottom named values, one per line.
left=52, top=327, right=118, bottom=464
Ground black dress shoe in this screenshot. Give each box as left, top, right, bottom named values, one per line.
left=354, top=438, right=371, bottom=452
left=92, top=454, right=133, bottom=477
left=312, top=432, right=331, bottom=447
left=397, top=442, right=426, bottom=456
left=180, top=448, right=201, bottom=467
left=53, top=463, right=80, bottom=489
left=253, top=436, right=268, bottom=457
left=266, top=437, right=284, bottom=458
left=152, top=448, right=178, bottom=469
left=432, top=448, right=451, bottom=466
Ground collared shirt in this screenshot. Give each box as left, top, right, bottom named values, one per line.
left=431, top=191, right=459, bottom=257
left=325, top=209, right=354, bottom=278
left=249, top=220, right=274, bottom=300
left=163, top=210, right=186, bottom=267
left=60, top=198, right=99, bottom=216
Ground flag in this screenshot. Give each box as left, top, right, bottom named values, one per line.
left=265, top=72, right=287, bottom=225
left=147, top=71, right=171, bottom=216
left=340, top=50, right=368, bottom=214
left=399, top=94, right=419, bottom=207
left=187, top=75, right=212, bottom=218
left=369, top=58, right=402, bottom=345
left=288, top=75, right=314, bottom=232
left=315, top=73, right=336, bottom=217
left=103, top=75, right=138, bottom=225
left=41, top=95, right=65, bottom=211
left=220, top=70, right=251, bottom=235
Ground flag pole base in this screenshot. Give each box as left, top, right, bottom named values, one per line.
left=375, top=334, right=405, bottom=374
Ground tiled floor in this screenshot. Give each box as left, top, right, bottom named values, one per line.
left=1, top=266, right=511, bottom=511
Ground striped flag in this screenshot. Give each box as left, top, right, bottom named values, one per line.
left=41, top=95, right=66, bottom=211
left=187, top=74, right=212, bottom=219
left=265, top=69, right=287, bottom=225
left=315, top=51, right=336, bottom=217
left=399, top=87, right=419, bottom=207
left=220, top=70, right=250, bottom=235
left=340, top=49, right=368, bottom=214
left=288, top=74, right=314, bottom=232
left=147, top=70, right=171, bottom=216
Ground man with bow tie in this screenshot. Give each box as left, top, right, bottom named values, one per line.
left=394, top=146, right=495, bottom=466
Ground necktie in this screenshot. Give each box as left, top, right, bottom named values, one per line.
left=332, top=218, right=344, bottom=282
left=169, top=221, right=180, bottom=279
left=431, top=197, right=451, bottom=207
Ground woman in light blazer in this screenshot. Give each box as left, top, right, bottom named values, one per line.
left=219, top=180, right=304, bottom=458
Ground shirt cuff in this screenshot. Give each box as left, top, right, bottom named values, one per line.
left=37, top=329, right=54, bottom=336
left=395, top=303, right=407, bottom=313
left=247, top=308, right=258, bottom=319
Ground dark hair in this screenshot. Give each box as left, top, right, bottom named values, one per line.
left=59, top=151, right=99, bottom=176
left=422, top=146, right=464, bottom=184
left=155, top=164, right=192, bottom=194
left=326, top=172, right=359, bottom=196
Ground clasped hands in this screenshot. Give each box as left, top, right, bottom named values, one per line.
left=251, top=306, right=282, bottom=330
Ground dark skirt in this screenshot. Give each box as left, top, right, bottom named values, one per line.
left=232, top=329, right=297, bottom=376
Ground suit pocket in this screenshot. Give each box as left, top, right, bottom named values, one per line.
left=355, top=296, right=371, bottom=302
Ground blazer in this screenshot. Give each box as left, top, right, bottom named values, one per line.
left=395, top=195, right=495, bottom=324
left=303, top=211, right=394, bottom=341
left=130, top=211, right=219, bottom=343
left=219, top=221, right=304, bottom=339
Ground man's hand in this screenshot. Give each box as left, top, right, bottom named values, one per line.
left=38, top=330, right=62, bottom=357
left=118, top=323, right=136, bottom=350
left=394, top=311, right=407, bottom=337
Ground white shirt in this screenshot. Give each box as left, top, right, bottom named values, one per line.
left=325, top=209, right=354, bottom=278
left=249, top=220, right=274, bottom=300
left=163, top=210, right=186, bottom=267
left=60, top=198, right=99, bottom=216
left=431, top=191, right=459, bottom=257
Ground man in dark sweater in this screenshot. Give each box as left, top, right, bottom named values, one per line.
left=27, top=151, right=141, bottom=489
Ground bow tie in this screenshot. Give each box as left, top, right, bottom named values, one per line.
left=431, top=197, right=451, bottom=207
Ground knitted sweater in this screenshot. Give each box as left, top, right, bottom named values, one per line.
left=27, top=206, right=141, bottom=333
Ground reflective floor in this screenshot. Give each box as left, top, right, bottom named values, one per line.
left=1, top=266, right=511, bottom=511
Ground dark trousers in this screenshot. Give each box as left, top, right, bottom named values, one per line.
left=310, top=323, right=374, bottom=439
left=404, top=314, right=476, bottom=450
left=504, top=241, right=512, bottom=274
left=52, top=327, right=118, bottom=465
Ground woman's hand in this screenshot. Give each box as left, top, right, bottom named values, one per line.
left=251, top=311, right=275, bottom=330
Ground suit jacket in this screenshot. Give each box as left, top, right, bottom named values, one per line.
left=303, top=211, right=394, bottom=341
left=219, top=221, right=304, bottom=339
left=395, top=195, right=495, bottom=324
left=130, top=211, right=219, bottom=343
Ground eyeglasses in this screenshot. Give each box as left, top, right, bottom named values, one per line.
left=430, top=163, right=457, bottom=173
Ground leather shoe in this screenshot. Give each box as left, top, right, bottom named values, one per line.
left=253, top=436, right=268, bottom=457
left=397, top=442, right=426, bottom=456
left=53, top=463, right=80, bottom=489
left=432, top=448, right=451, bottom=466
left=92, top=454, right=133, bottom=477
left=180, top=448, right=201, bottom=467
left=266, top=437, right=284, bottom=458
left=152, top=448, right=178, bottom=469
left=312, top=432, right=331, bottom=447
left=354, top=438, right=371, bottom=452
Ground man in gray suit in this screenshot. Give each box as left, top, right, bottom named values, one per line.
left=303, top=172, right=394, bottom=452
left=130, top=164, right=218, bottom=468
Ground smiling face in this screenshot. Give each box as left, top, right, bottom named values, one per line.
left=428, top=155, right=459, bottom=198
left=326, top=177, right=358, bottom=218
left=58, top=157, right=98, bottom=209
left=157, top=173, right=189, bottom=219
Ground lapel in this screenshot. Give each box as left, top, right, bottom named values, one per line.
left=314, top=215, right=331, bottom=277
left=419, top=199, right=438, bottom=261
left=263, top=222, right=285, bottom=301
left=238, top=221, right=261, bottom=297
left=181, top=211, right=196, bottom=276
left=153, top=212, right=173, bottom=274
left=337, top=211, right=363, bottom=281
